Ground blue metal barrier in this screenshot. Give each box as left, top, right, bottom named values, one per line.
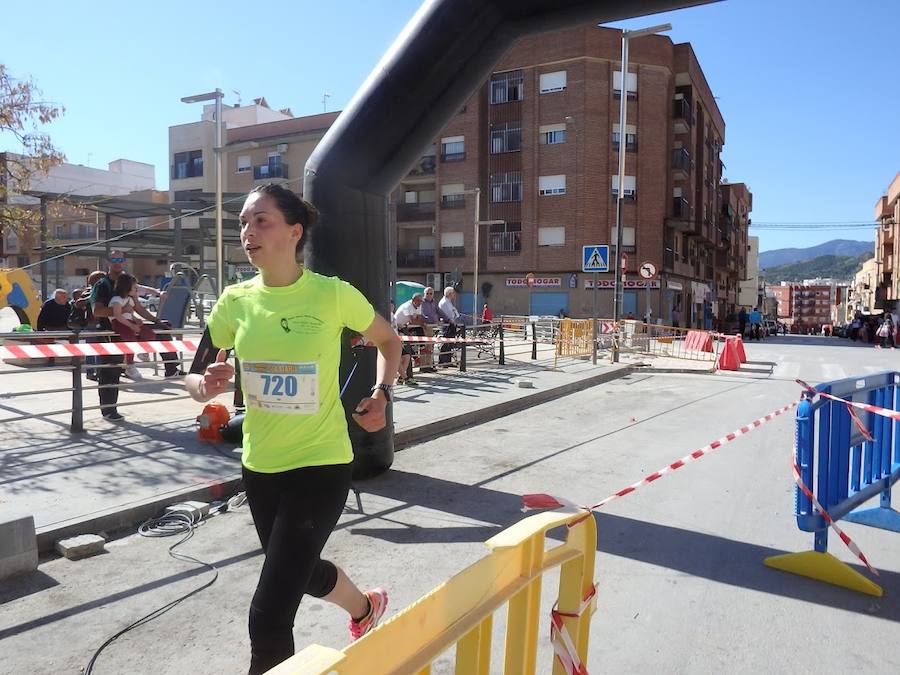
left=765, top=371, right=900, bottom=596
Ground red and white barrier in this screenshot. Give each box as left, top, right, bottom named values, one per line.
left=0, top=339, right=200, bottom=360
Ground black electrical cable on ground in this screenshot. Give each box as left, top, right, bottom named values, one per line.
left=82, top=500, right=244, bottom=674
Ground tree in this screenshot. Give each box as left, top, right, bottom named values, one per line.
left=0, top=63, right=65, bottom=243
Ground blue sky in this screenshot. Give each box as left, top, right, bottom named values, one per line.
left=4, top=0, right=898, bottom=252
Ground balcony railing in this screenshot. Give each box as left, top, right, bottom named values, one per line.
left=664, top=248, right=675, bottom=270
left=397, top=249, right=435, bottom=268
left=254, top=164, right=289, bottom=180
left=440, top=246, right=465, bottom=258
left=441, top=194, right=466, bottom=209
left=672, top=196, right=690, bottom=218
left=408, top=155, right=436, bottom=176
left=488, top=231, right=522, bottom=255
left=673, top=98, right=694, bottom=125
left=397, top=202, right=436, bottom=222
left=672, top=148, right=693, bottom=174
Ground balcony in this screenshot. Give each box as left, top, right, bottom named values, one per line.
left=441, top=194, right=466, bottom=209
left=673, top=97, right=694, bottom=132
left=440, top=246, right=465, bottom=258
left=672, top=148, right=693, bottom=180
left=397, top=202, right=436, bottom=222
left=397, top=249, right=435, bottom=268
left=664, top=248, right=675, bottom=270
left=488, top=231, right=522, bottom=255
left=672, top=196, right=690, bottom=219
left=253, top=163, right=288, bottom=180
left=408, top=155, right=436, bottom=176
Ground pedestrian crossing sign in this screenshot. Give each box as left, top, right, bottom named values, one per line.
left=582, top=245, right=609, bottom=272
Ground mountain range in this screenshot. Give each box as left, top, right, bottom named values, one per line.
left=760, top=252, right=873, bottom=284
left=759, top=239, right=873, bottom=269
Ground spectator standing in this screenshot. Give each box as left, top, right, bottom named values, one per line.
left=438, top=286, right=460, bottom=365
left=738, top=307, right=747, bottom=337
left=481, top=303, right=493, bottom=324
left=748, top=307, right=763, bottom=341
left=393, top=293, right=424, bottom=385
left=418, top=287, right=440, bottom=372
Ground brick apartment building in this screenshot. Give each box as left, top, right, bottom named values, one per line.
left=875, top=171, right=900, bottom=311
left=391, top=24, right=751, bottom=325
left=769, top=282, right=836, bottom=332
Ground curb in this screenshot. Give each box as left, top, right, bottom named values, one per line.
left=34, top=365, right=634, bottom=554
left=394, top=365, right=632, bottom=449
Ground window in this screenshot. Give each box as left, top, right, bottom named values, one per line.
left=490, top=71, right=524, bottom=104
left=441, top=232, right=464, bottom=247
left=612, top=70, right=638, bottom=98
left=173, top=150, right=203, bottom=179
left=538, top=226, right=565, bottom=246
left=612, top=124, right=637, bottom=151
left=610, top=225, right=636, bottom=253
left=135, top=218, right=148, bottom=229
left=404, top=190, right=418, bottom=204
left=539, top=71, right=567, bottom=93
left=441, top=183, right=466, bottom=208
left=489, top=222, right=522, bottom=255
left=440, top=231, right=465, bottom=257
left=539, top=123, right=566, bottom=145
left=237, top=155, right=251, bottom=173
left=441, top=136, right=465, bottom=161
left=491, top=171, right=522, bottom=203
left=611, top=175, right=636, bottom=199
left=491, top=122, right=521, bottom=153
left=254, top=152, right=286, bottom=179
left=538, top=175, right=566, bottom=196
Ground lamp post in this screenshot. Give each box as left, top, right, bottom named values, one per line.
left=181, top=88, right=224, bottom=295
left=609, top=22, right=671, bottom=362
left=465, top=187, right=503, bottom=322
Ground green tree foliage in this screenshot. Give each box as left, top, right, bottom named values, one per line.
left=761, top=252, right=874, bottom=284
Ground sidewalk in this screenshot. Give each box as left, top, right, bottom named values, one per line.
left=0, top=340, right=629, bottom=550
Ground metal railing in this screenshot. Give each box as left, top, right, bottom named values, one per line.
left=397, top=249, right=435, bottom=268
left=0, top=329, right=203, bottom=432
left=397, top=202, right=436, bottom=222
left=488, top=231, right=522, bottom=255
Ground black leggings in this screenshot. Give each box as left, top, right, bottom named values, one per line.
left=243, top=462, right=352, bottom=675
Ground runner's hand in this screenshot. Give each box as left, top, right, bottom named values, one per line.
left=202, top=349, right=234, bottom=398
left=352, top=395, right=387, bottom=432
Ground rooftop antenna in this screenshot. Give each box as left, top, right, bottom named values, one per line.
left=232, top=89, right=241, bottom=106
left=323, top=91, right=331, bottom=112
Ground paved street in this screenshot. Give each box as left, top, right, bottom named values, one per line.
left=1, top=335, right=900, bottom=674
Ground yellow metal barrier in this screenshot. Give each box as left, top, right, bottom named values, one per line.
left=271, top=509, right=597, bottom=675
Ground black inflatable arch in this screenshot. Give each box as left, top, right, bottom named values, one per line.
left=303, top=0, right=713, bottom=477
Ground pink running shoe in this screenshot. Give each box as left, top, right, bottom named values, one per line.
left=348, top=587, right=389, bottom=642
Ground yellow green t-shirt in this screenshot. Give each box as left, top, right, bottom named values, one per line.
left=205, top=270, right=375, bottom=473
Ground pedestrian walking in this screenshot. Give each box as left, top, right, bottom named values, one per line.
left=186, top=184, right=402, bottom=674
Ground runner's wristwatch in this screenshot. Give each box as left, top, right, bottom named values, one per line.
left=372, top=383, right=392, bottom=401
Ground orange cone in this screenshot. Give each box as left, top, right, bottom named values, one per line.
left=735, top=335, right=747, bottom=363
left=718, top=337, right=740, bottom=371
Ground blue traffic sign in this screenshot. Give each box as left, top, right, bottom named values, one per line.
left=582, top=245, right=609, bottom=272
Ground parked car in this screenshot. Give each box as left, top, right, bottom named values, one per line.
left=138, top=295, right=159, bottom=314
left=763, top=319, right=778, bottom=336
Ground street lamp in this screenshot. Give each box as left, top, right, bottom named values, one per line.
left=463, top=187, right=503, bottom=321
left=609, top=22, right=671, bottom=362
left=181, top=88, right=224, bottom=296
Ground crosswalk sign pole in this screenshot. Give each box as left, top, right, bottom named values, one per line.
left=592, top=271, right=598, bottom=364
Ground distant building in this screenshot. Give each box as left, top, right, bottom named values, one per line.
left=738, top=236, right=761, bottom=308
left=850, top=256, right=879, bottom=316
left=767, top=281, right=836, bottom=332
left=0, top=154, right=164, bottom=291
left=874, top=171, right=900, bottom=310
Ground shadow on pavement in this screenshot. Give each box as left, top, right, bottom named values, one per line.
left=350, top=470, right=900, bottom=621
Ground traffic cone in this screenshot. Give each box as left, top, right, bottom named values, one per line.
left=717, top=337, right=740, bottom=371
left=735, top=335, right=747, bottom=363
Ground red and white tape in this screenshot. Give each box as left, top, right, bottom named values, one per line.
left=790, top=457, right=878, bottom=576
left=0, top=339, right=199, bottom=360
left=550, top=584, right=597, bottom=675
left=798, top=378, right=894, bottom=435
left=523, top=400, right=799, bottom=514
